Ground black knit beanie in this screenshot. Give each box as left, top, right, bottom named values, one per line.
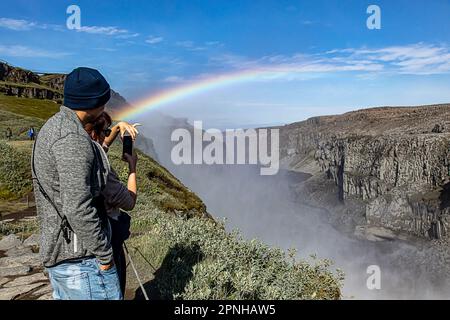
left=64, top=67, right=111, bottom=110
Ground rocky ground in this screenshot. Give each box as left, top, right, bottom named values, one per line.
left=0, top=195, right=52, bottom=300
left=0, top=232, right=52, bottom=300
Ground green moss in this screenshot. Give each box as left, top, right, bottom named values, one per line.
left=0, top=184, right=17, bottom=200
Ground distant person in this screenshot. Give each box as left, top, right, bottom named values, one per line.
left=28, top=127, right=35, bottom=140
left=6, top=127, right=12, bottom=140
left=84, top=112, right=139, bottom=296
left=32, top=67, right=122, bottom=300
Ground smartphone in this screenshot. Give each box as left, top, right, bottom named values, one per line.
left=123, top=135, right=133, bottom=156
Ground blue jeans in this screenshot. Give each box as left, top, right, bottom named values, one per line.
left=46, top=257, right=123, bottom=300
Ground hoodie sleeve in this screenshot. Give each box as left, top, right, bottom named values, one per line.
left=52, top=133, right=113, bottom=265
left=103, top=169, right=135, bottom=212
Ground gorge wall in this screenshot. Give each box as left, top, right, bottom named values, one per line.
left=276, top=105, right=450, bottom=240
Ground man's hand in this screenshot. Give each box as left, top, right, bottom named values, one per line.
left=99, top=262, right=114, bottom=271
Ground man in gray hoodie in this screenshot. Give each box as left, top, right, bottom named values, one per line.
left=32, top=67, right=122, bottom=300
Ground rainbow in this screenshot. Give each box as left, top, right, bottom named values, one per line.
left=115, top=65, right=312, bottom=120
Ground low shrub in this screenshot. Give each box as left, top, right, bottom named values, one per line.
left=128, top=210, right=344, bottom=300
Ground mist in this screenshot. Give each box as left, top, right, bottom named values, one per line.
left=136, top=111, right=450, bottom=299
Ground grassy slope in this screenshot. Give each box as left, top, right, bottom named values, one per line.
left=0, top=96, right=343, bottom=300
left=0, top=94, right=59, bottom=120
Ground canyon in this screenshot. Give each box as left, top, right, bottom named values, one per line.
left=275, top=105, right=450, bottom=241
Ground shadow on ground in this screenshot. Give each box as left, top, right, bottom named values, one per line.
left=134, top=243, right=203, bottom=300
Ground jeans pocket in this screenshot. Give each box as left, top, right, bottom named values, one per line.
left=49, top=271, right=92, bottom=300
left=93, top=260, right=122, bottom=300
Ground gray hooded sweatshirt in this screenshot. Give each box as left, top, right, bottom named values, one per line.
left=32, top=106, right=113, bottom=267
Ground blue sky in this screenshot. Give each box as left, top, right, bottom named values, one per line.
left=1, top=0, right=450, bottom=127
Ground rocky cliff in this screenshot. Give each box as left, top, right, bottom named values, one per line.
left=0, top=62, right=63, bottom=102
left=0, top=62, right=40, bottom=84
left=0, top=61, right=129, bottom=112
left=0, top=84, right=63, bottom=101
left=276, top=104, right=450, bottom=240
